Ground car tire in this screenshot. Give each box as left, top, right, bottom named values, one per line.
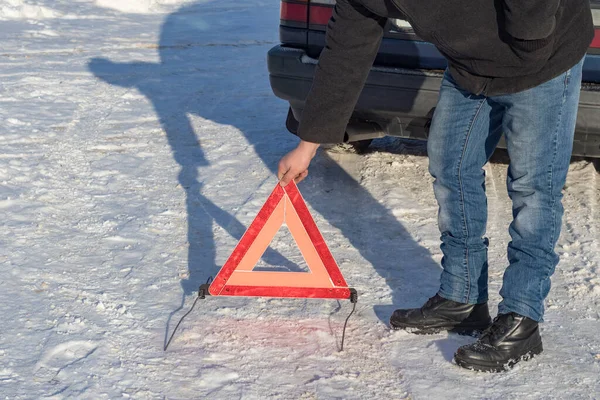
left=350, top=139, right=373, bottom=154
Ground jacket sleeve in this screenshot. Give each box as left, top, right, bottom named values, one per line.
left=296, top=0, right=386, bottom=144
left=502, top=0, right=560, bottom=41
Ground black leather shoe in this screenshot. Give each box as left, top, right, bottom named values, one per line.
left=454, top=312, right=543, bottom=372
left=389, top=294, right=492, bottom=335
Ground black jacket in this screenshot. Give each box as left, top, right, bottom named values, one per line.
left=297, top=0, right=594, bottom=144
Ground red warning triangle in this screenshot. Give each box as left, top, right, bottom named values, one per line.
left=209, top=181, right=351, bottom=299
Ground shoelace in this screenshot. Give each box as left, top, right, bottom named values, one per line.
left=423, top=295, right=441, bottom=309
left=481, top=315, right=513, bottom=343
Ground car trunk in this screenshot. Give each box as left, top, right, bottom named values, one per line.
left=279, top=0, right=600, bottom=83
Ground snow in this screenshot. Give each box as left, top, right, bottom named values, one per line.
left=1, top=0, right=599, bottom=398
left=0, top=0, right=61, bottom=20
left=0, top=0, right=197, bottom=19
left=94, top=0, right=196, bottom=14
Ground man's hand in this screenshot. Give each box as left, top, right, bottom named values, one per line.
left=278, top=140, right=320, bottom=186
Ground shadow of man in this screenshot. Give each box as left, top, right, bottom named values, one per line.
left=88, top=0, right=442, bottom=336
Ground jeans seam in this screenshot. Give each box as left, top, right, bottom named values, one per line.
left=548, top=69, right=570, bottom=250
left=542, top=70, right=570, bottom=304
left=457, top=98, right=486, bottom=303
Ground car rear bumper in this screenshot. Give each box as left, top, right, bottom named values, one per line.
left=268, top=45, right=600, bottom=157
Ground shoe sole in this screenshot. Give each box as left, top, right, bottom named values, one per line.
left=454, top=343, right=543, bottom=372
left=390, top=320, right=491, bottom=336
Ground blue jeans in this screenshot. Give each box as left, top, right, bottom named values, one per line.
left=427, top=58, right=584, bottom=322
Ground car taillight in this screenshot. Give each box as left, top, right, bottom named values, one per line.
left=592, top=29, right=600, bottom=48
left=280, top=0, right=308, bottom=25
left=592, top=9, right=600, bottom=48
left=308, top=0, right=334, bottom=26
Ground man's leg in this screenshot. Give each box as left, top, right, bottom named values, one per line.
left=428, top=71, right=503, bottom=305
left=454, top=58, right=584, bottom=372
left=497, top=59, right=584, bottom=321
left=390, top=70, right=502, bottom=334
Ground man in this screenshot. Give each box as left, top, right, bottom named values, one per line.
left=277, top=0, right=594, bottom=371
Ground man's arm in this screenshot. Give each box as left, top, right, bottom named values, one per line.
left=296, top=0, right=386, bottom=144
left=278, top=0, right=385, bottom=186
left=502, top=1, right=560, bottom=44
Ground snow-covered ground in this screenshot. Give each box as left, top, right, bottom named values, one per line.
left=1, top=1, right=599, bottom=398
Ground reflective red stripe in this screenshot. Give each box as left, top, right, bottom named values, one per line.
left=309, top=5, right=333, bottom=25
left=280, top=2, right=308, bottom=23
left=218, top=286, right=351, bottom=299
left=591, top=29, right=600, bottom=48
